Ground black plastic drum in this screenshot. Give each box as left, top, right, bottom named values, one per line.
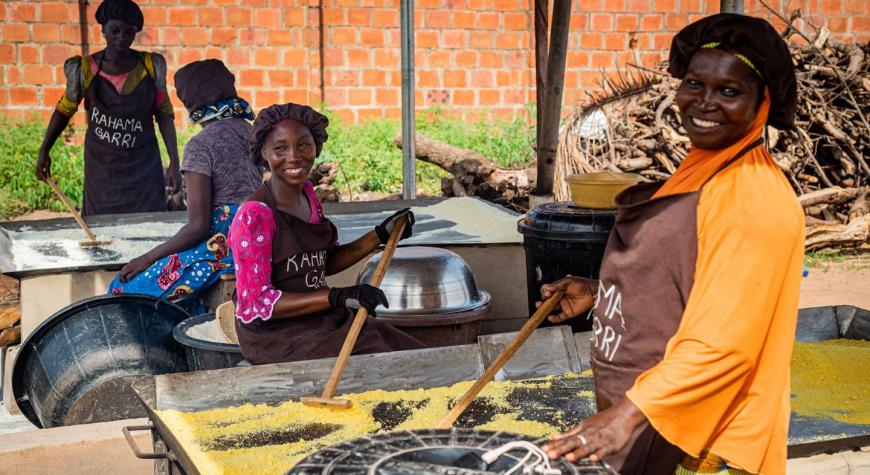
left=12, top=294, right=189, bottom=428
left=173, top=313, right=243, bottom=371
left=288, top=428, right=616, bottom=474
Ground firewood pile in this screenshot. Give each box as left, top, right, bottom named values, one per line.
left=556, top=25, right=869, bottom=251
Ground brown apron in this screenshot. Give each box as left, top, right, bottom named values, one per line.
left=590, top=140, right=762, bottom=474
left=235, top=185, right=425, bottom=365
left=82, top=55, right=166, bottom=216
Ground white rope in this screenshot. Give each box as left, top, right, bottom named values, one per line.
left=480, top=441, right=563, bottom=475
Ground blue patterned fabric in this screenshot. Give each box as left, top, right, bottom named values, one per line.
left=189, top=97, right=254, bottom=124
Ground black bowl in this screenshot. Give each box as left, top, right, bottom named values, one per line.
left=173, top=313, right=243, bottom=371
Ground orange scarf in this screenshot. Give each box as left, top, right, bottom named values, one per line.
left=653, top=92, right=771, bottom=198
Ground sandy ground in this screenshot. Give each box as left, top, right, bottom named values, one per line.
left=800, top=254, right=870, bottom=309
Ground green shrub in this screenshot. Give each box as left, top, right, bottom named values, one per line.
left=0, top=108, right=535, bottom=219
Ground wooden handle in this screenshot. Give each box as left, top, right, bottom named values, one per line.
left=45, top=177, right=97, bottom=241
left=435, top=290, right=565, bottom=429
left=319, top=214, right=408, bottom=400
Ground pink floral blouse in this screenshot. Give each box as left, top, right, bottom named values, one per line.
left=229, top=182, right=324, bottom=323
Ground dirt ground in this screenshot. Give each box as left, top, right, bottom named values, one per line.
left=800, top=254, right=870, bottom=309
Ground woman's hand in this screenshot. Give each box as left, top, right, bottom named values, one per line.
left=36, top=150, right=52, bottom=181
left=328, top=284, right=389, bottom=316
left=375, top=209, right=414, bottom=244
left=119, top=254, right=156, bottom=283
left=165, top=162, right=182, bottom=194
left=536, top=276, right=597, bottom=323
left=542, top=398, right=646, bottom=463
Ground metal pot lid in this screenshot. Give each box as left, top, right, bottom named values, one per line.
left=356, top=247, right=491, bottom=316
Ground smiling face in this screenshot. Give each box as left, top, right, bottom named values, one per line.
left=102, top=19, right=137, bottom=52
left=676, top=48, right=763, bottom=150
left=262, top=120, right=317, bottom=187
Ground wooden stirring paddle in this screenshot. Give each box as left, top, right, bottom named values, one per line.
left=45, top=177, right=111, bottom=248
left=435, top=290, right=565, bottom=428
left=301, top=214, right=408, bottom=409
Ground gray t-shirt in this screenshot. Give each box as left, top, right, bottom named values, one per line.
left=181, top=118, right=262, bottom=205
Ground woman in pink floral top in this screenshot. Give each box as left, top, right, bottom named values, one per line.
left=228, top=103, right=424, bottom=365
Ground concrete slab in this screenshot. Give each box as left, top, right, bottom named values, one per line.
left=787, top=447, right=870, bottom=474
left=0, top=417, right=153, bottom=475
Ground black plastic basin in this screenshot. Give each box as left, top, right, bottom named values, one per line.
left=12, top=294, right=190, bottom=428
left=173, top=313, right=243, bottom=371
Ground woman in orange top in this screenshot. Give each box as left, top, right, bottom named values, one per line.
left=539, top=14, right=803, bottom=474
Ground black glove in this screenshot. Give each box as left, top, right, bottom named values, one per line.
left=328, top=284, right=389, bottom=316
left=375, top=209, right=415, bottom=244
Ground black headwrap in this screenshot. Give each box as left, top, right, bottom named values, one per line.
left=174, top=60, right=238, bottom=114
left=250, top=103, right=329, bottom=164
left=668, top=13, right=797, bottom=130
left=95, top=0, right=144, bottom=32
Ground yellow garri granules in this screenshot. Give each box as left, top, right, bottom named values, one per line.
left=156, top=371, right=594, bottom=475
left=791, top=339, right=870, bottom=425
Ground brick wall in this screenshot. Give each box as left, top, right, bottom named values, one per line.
left=1, top=0, right=868, bottom=126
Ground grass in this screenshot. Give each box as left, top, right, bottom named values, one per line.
left=805, top=251, right=870, bottom=271
left=0, top=108, right=535, bottom=220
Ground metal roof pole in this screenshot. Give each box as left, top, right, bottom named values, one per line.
left=720, top=0, right=744, bottom=13
left=400, top=0, right=417, bottom=200
left=534, top=0, right=571, bottom=200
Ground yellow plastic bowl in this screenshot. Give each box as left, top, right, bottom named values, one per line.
left=565, top=173, right=641, bottom=209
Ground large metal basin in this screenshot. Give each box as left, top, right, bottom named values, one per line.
left=12, top=294, right=189, bottom=428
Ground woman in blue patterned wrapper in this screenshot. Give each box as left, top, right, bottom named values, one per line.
left=107, top=59, right=263, bottom=311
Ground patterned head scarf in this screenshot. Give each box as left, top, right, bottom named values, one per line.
left=174, top=59, right=253, bottom=124
left=250, top=103, right=329, bottom=164
left=668, top=13, right=797, bottom=130
left=95, top=0, right=144, bottom=32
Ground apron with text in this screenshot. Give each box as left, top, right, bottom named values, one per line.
left=82, top=61, right=166, bottom=216
left=235, top=185, right=425, bottom=365
left=589, top=140, right=763, bottom=474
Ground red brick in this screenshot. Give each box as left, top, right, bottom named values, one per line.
left=853, top=16, right=870, bottom=33
left=283, top=7, right=306, bottom=26
left=0, top=44, right=14, bottom=64
left=504, top=12, right=527, bottom=30
left=360, top=28, right=385, bottom=46
left=591, top=13, right=613, bottom=31
left=470, top=70, right=493, bottom=87
left=615, top=14, right=639, bottom=31
left=348, top=89, right=371, bottom=106
left=469, top=31, right=492, bottom=48
left=665, top=14, right=689, bottom=31
left=578, top=0, right=603, bottom=12
left=452, top=51, right=474, bottom=68
left=375, top=88, right=397, bottom=105
left=211, top=27, right=238, bottom=44
left=240, top=0, right=267, bottom=5
left=567, top=51, right=589, bottom=68
left=285, top=89, right=310, bottom=105
left=3, top=23, right=29, bottom=42
left=426, top=11, right=451, bottom=28
left=254, top=48, right=279, bottom=66
left=40, top=2, right=72, bottom=22
left=653, top=0, right=677, bottom=12
left=682, top=0, right=703, bottom=12
left=373, top=9, right=399, bottom=27
left=11, top=86, right=38, bottom=105
left=580, top=32, right=603, bottom=49
left=453, top=89, right=474, bottom=105
left=10, top=3, right=36, bottom=21
left=322, top=7, right=344, bottom=24
left=255, top=8, right=282, bottom=27
left=358, top=108, right=383, bottom=122
left=5, top=65, right=21, bottom=83
left=653, top=33, right=673, bottom=49
left=603, top=33, right=628, bottom=50
left=160, top=27, right=181, bottom=46
left=426, top=51, right=449, bottom=67
left=820, top=0, right=843, bottom=13
left=474, top=52, right=498, bottom=68
left=269, top=70, right=294, bottom=86
left=323, top=89, right=346, bottom=107
left=227, top=8, right=253, bottom=25
left=283, top=49, right=306, bottom=67
left=345, top=48, right=368, bottom=66
left=256, top=90, right=281, bottom=106
left=182, top=27, right=208, bottom=46
left=198, top=7, right=223, bottom=24
left=417, top=70, right=439, bottom=87
left=32, top=23, right=61, bottom=43
left=347, top=8, right=370, bottom=25
left=640, top=14, right=663, bottom=31
left=43, top=45, right=71, bottom=64
left=479, top=89, right=499, bottom=105
left=169, top=7, right=196, bottom=25
left=239, top=69, right=265, bottom=87
left=843, top=0, right=865, bottom=13
left=333, top=27, right=357, bottom=45
left=826, top=16, right=849, bottom=32
left=439, top=30, right=462, bottom=48
left=626, top=0, right=650, bottom=12
left=444, top=70, right=466, bottom=87
left=19, top=45, right=38, bottom=63
left=570, top=13, right=590, bottom=31
left=374, top=49, right=398, bottom=67
left=178, top=49, right=205, bottom=65
left=363, top=69, right=386, bottom=84
left=495, top=32, right=521, bottom=49
left=23, top=65, right=53, bottom=85
left=226, top=48, right=248, bottom=66
left=453, top=11, right=476, bottom=29
left=478, top=12, right=500, bottom=29
left=324, top=48, right=344, bottom=67
left=589, top=52, right=613, bottom=68
left=416, top=31, right=439, bottom=48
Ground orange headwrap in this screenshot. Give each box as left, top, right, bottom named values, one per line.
left=653, top=91, right=771, bottom=198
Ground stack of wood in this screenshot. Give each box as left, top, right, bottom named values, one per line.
left=556, top=25, right=869, bottom=251
left=0, top=276, right=20, bottom=347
